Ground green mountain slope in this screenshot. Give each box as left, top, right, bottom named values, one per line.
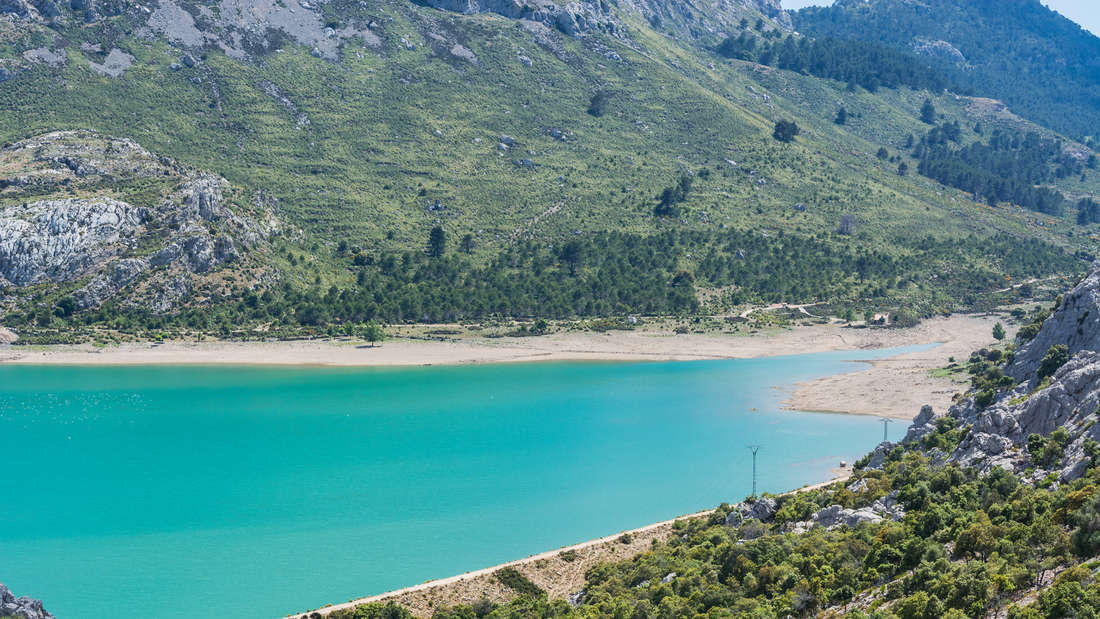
left=0, top=0, right=1096, bottom=338
left=792, top=0, right=1100, bottom=142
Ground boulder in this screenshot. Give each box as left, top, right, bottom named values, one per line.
left=864, top=441, right=895, bottom=470
left=870, top=490, right=905, bottom=521
left=903, top=405, right=937, bottom=443
left=449, top=44, right=478, bottom=64
left=725, top=496, right=777, bottom=525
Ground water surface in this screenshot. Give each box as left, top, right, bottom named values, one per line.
left=0, top=346, right=925, bottom=618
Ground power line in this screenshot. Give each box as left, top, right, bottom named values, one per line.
left=747, top=445, right=761, bottom=497
left=880, top=418, right=893, bottom=442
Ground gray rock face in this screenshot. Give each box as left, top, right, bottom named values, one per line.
left=1007, top=267, right=1100, bottom=382
left=22, top=47, right=67, bottom=67
left=179, top=175, right=228, bottom=222
left=891, top=265, right=1100, bottom=483
left=418, top=0, right=613, bottom=36
left=903, top=405, right=937, bottom=444
left=449, top=43, right=478, bottom=64
left=813, top=504, right=883, bottom=528
left=911, top=37, right=966, bottom=64
left=863, top=441, right=895, bottom=470
left=73, top=257, right=150, bottom=310
left=724, top=496, right=777, bottom=525
left=88, top=48, right=135, bottom=77
left=0, top=131, right=276, bottom=311
left=947, top=350, right=1100, bottom=480
left=870, top=490, right=905, bottom=521
left=0, top=197, right=145, bottom=286
left=785, top=490, right=904, bottom=533
left=0, top=583, right=54, bottom=619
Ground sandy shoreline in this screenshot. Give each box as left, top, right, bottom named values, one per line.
left=1, top=314, right=1000, bottom=419
left=781, top=314, right=1007, bottom=419
left=0, top=314, right=996, bottom=367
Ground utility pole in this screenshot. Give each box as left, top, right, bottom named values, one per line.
left=747, top=445, right=761, bottom=497
left=881, top=418, right=893, bottom=442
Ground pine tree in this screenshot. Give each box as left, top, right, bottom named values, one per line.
left=428, top=226, right=446, bottom=258
left=920, top=98, right=937, bottom=124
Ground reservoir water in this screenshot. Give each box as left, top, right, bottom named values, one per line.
left=0, top=346, right=928, bottom=618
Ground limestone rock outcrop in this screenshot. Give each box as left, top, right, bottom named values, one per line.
left=0, top=583, right=54, bottom=619
left=899, top=266, right=1100, bottom=484
left=0, top=197, right=145, bottom=286
left=1007, top=268, right=1100, bottom=382
left=724, top=496, right=777, bottom=525
left=0, top=131, right=277, bottom=313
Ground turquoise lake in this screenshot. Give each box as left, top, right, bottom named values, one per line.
left=0, top=347, right=926, bottom=618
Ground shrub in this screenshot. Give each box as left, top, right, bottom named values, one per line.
left=773, top=120, right=800, bottom=143
left=1038, top=344, right=1070, bottom=379
left=494, top=568, right=544, bottom=597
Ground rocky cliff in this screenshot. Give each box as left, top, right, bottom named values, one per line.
left=900, top=267, right=1100, bottom=485
left=0, top=131, right=278, bottom=317
left=0, top=583, right=53, bottom=619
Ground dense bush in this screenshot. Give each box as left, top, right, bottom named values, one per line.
left=494, top=568, right=544, bottom=598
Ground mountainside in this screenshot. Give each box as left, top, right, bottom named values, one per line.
left=0, top=0, right=1098, bottom=339
left=793, top=0, right=1100, bottom=141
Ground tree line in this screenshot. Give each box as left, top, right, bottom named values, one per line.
left=913, top=126, right=1090, bottom=217
left=9, top=228, right=1068, bottom=340
left=716, top=33, right=950, bottom=93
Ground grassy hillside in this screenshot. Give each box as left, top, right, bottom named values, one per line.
left=0, top=0, right=1097, bottom=337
